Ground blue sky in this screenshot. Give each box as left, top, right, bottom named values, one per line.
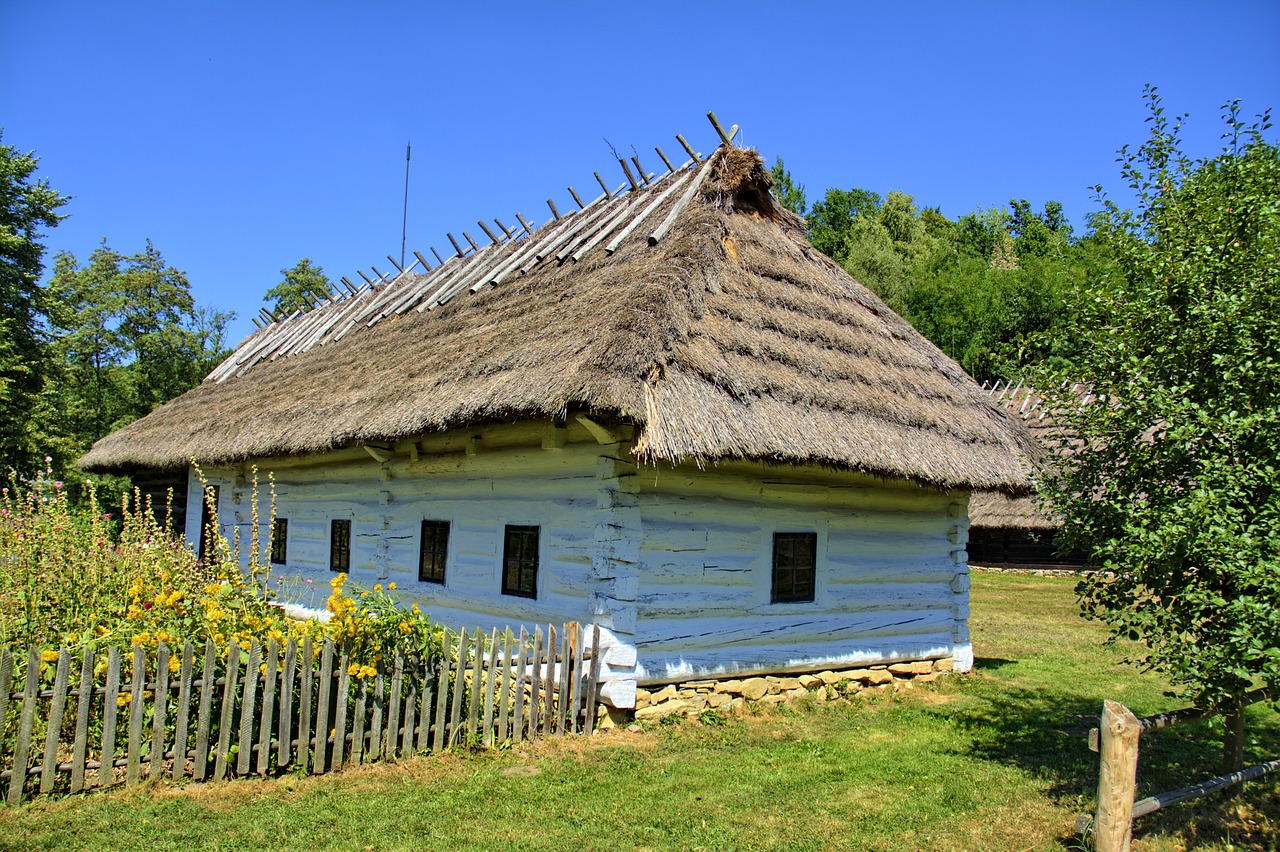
left=3, top=1, right=1278, bottom=347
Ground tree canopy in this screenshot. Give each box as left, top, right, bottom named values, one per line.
left=1038, top=91, right=1279, bottom=762
left=264, top=258, right=333, bottom=317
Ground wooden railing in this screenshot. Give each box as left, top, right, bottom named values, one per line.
left=1078, top=689, right=1276, bottom=851
left=0, top=622, right=601, bottom=804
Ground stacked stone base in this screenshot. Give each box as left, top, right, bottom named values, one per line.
left=625, top=658, right=955, bottom=723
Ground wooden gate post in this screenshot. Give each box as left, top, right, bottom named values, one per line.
left=1094, top=699, right=1141, bottom=852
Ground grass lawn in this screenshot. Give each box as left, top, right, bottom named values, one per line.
left=2, top=572, right=1277, bottom=851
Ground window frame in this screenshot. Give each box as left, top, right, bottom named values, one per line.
left=771, top=531, right=818, bottom=604
left=330, top=518, right=351, bottom=573
left=270, top=518, right=288, bottom=565
left=418, top=519, right=450, bottom=584
left=501, top=524, right=539, bottom=599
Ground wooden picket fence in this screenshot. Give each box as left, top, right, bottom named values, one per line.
left=0, top=621, right=601, bottom=804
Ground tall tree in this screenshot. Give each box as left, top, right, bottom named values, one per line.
left=769, top=157, right=807, bottom=216
left=0, top=131, right=69, bottom=475
left=1040, top=90, right=1280, bottom=771
left=264, top=258, right=333, bottom=317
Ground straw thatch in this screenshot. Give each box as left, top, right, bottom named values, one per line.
left=969, top=383, right=1068, bottom=529
left=81, top=146, right=1035, bottom=492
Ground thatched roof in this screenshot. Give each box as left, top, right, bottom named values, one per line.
left=81, top=143, right=1035, bottom=492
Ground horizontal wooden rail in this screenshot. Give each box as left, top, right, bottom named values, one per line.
left=1132, top=757, right=1280, bottom=819
left=1087, top=686, right=1272, bottom=752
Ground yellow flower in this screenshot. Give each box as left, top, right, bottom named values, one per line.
left=348, top=663, right=360, bottom=676
left=373, top=583, right=383, bottom=593
left=41, top=649, right=60, bottom=663
left=117, top=693, right=131, bottom=707
left=168, top=655, right=181, bottom=674
left=388, top=582, right=396, bottom=591
left=411, top=604, right=420, bottom=615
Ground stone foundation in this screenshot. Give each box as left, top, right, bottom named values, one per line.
left=623, top=658, right=955, bottom=722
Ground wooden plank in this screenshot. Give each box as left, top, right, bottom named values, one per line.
left=555, top=625, right=571, bottom=736
left=543, top=625, right=557, bottom=738
left=0, top=649, right=11, bottom=795
left=332, top=646, right=351, bottom=768
left=527, top=628, right=542, bottom=741
left=385, top=649, right=403, bottom=760
left=172, top=642, right=194, bottom=781
left=100, top=646, right=122, bottom=789
left=126, top=645, right=146, bottom=786
left=497, top=633, right=512, bottom=743
left=237, top=641, right=261, bottom=776
left=277, top=638, right=297, bottom=768
left=400, top=660, right=417, bottom=757
left=512, top=627, right=528, bottom=744
left=7, top=648, right=40, bottom=804
left=416, top=659, right=433, bottom=753
left=214, top=640, right=240, bottom=781
left=569, top=623, right=585, bottom=734
left=298, top=637, right=314, bottom=773
left=648, top=156, right=713, bottom=246
left=482, top=629, right=498, bottom=747
left=369, top=669, right=385, bottom=760
left=150, top=643, right=170, bottom=780
left=604, top=170, right=692, bottom=253
left=447, top=628, right=467, bottom=749
left=257, top=639, right=279, bottom=776
left=432, top=628, right=450, bottom=753
left=466, top=629, right=483, bottom=745
left=351, top=678, right=368, bottom=765
left=313, top=640, right=333, bottom=774
left=1132, top=758, right=1280, bottom=820
left=70, top=646, right=95, bottom=792
left=584, top=624, right=602, bottom=736
left=39, top=647, right=71, bottom=793
left=1093, top=699, right=1140, bottom=852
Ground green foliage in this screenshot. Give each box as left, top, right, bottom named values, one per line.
left=1040, top=89, right=1280, bottom=711
left=0, top=131, right=69, bottom=476
left=264, top=257, right=333, bottom=316
left=768, top=157, right=807, bottom=216
left=41, top=240, right=232, bottom=492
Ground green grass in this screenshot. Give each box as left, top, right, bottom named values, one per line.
left=2, top=572, right=1277, bottom=851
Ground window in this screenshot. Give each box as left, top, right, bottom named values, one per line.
left=270, top=518, right=288, bottom=565
left=501, top=525, right=539, bottom=598
left=198, top=485, right=220, bottom=563
left=771, top=532, right=817, bottom=603
left=330, top=519, right=351, bottom=572
left=419, top=520, right=449, bottom=584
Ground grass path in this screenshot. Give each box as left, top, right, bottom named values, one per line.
left=2, top=572, right=1276, bottom=850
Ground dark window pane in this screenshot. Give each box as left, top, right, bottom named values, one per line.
left=772, top=532, right=816, bottom=603
left=331, top=519, right=351, bottom=573
left=502, top=525, right=539, bottom=599
left=419, top=520, right=449, bottom=583
left=270, top=518, right=288, bottom=565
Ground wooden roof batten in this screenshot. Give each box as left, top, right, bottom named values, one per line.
left=209, top=112, right=739, bottom=384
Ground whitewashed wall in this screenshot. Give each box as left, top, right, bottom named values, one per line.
left=182, top=422, right=972, bottom=708
left=629, top=461, right=972, bottom=684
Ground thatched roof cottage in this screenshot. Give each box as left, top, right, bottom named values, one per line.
left=82, top=125, right=1034, bottom=707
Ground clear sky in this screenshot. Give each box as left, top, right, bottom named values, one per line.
left=3, top=1, right=1278, bottom=347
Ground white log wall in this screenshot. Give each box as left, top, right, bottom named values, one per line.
left=182, top=421, right=973, bottom=707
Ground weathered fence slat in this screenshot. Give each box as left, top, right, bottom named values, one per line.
left=150, top=643, right=170, bottom=781
left=467, top=629, right=483, bottom=745
left=257, top=639, right=278, bottom=776
left=385, top=649, right=403, bottom=760
left=543, top=624, right=557, bottom=738
left=39, top=647, right=71, bottom=793
left=432, top=629, right=450, bottom=753
left=482, top=629, right=498, bottom=747
left=401, top=662, right=418, bottom=757
left=585, top=624, right=602, bottom=736
left=313, top=640, right=333, bottom=774
left=569, top=623, right=584, bottom=734
left=237, top=641, right=261, bottom=776
left=297, top=637, right=313, bottom=774
left=527, top=627, right=542, bottom=741
left=126, top=645, right=146, bottom=786
left=7, top=648, right=40, bottom=804
left=447, top=628, right=467, bottom=748
left=100, top=647, right=122, bottom=789
left=369, top=669, right=385, bottom=759
left=352, top=677, right=368, bottom=765
left=194, top=639, right=215, bottom=780
left=214, top=640, right=241, bottom=781
left=416, top=661, right=433, bottom=753
left=513, top=627, right=529, bottom=744
left=498, top=633, right=512, bottom=743
left=172, top=642, right=194, bottom=781
left=0, top=649, right=13, bottom=796
left=332, top=646, right=350, bottom=768
left=70, top=646, right=95, bottom=792
left=277, top=638, right=297, bottom=768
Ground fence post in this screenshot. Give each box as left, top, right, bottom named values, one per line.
left=1094, top=699, right=1141, bottom=852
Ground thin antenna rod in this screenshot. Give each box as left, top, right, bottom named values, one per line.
left=401, top=141, right=411, bottom=268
